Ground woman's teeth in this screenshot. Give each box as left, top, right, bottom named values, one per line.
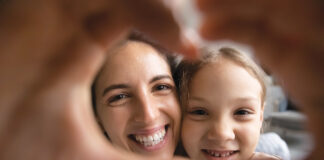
left=205, top=150, right=236, bottom=158
left=134, top=128, right=166, bottom=147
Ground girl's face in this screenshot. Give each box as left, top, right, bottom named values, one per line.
left=181, top=59, right=264, bottom=160
left=95, top=41, right=181, bottom=159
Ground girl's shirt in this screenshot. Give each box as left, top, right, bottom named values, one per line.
left=252, top=152, right=282, bottom=160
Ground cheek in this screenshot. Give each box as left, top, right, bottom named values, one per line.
left=237, top=121, right=261, bottom=153
left=181, top=118, right=204, bottom=156
left=98, top=108, right=130, bottom=142
left=162, top=95, right=181, bottom=127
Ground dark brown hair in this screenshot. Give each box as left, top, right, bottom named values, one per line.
left=91, top=30, right=180, bottom=115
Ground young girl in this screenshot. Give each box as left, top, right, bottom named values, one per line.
left=177, top=47, right=281, bottom=160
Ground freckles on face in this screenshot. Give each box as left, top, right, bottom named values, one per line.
left=181, top=59, right=264, bottom=160
left=94, top=41, right=181, bottom=158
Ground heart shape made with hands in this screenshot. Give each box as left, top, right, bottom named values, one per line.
left=1, top=0, right=324, bottom=159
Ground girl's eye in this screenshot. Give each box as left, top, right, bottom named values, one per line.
left=186, top=107, right=209, bottom=121
left=189, top=109, right=208, bottom=115
left=235, top=109, right=251, bottom=115
left=234, top=108, right=255, bottom=121
left=107, top=93, right=129, bottom=106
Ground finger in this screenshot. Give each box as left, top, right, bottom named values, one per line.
left=83, top=0, right=197, bottom=59
left=195, top=0, right=271, bottom=45
left=196, top=0, right=268, bottom=14
left=83, top=1, right=131, bottom=50
left=199, top=7, right=295, bottom=49
left=43, top=34, right=107, bottom=86
left=127, top=0, right=198, bottom=58
left=199, top=11, right=324, bottom=108
left=199, top=13, right=292, bottom=75
left=196, top=0, right=323, bottom=44
left=199, top=13, right=269, bottom=44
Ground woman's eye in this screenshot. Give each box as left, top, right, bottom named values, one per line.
left=153, top=84, right=173, bottom=94
left=189, top=109, right=208, bottom=115
left=107, top=93, right=129, bottom=105
left=155, top=84, right=171, bottom=91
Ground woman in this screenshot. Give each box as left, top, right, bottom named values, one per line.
left=92, top=31, right=181, bottom=159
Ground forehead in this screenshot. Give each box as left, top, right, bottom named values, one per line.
left=97, top=41, right=171, bottom=85
left=189, top=59, right=262, bottom=103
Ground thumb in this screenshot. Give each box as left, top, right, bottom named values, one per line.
left=128, top=0, right=198, bottom=59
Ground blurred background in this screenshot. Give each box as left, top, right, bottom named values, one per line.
left=166, top=0, right=314, bottom=159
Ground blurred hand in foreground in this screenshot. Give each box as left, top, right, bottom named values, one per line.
left=0, top=0, right=194, bottom=159
left=1, top=0, right=324, bottom=159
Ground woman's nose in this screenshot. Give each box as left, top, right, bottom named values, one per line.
left=207, top=119, right=235, bottom=141
left=133, top=93, right=159, bottom=123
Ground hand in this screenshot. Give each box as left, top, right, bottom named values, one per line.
left=195, top=0, right=324, bottom=159
left=0, top=0, right=194, bottom=159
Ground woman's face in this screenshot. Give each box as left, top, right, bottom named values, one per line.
left=94, top=41, right=181, bottom=159
left=181, top=59, right=264, bottom=160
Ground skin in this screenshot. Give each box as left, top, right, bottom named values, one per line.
left=94, top=41, right=181, bottom=159
left=0, top=0, right=323, bottom=159
left=182, top=60, right=264, bottom=160
left=196, top=0, right=324, bottom=159
left=0, top=0, right=191, bottom=159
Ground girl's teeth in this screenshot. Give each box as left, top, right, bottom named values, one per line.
left=206, top=150, right=235, bottom=157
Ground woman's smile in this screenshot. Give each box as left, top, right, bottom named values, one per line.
left=128, top=125, right=169, bottom=151
left=93, top=38, right=181, bottom=159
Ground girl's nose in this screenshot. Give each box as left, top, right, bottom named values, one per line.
left=207, top=119, right=235, bottom=142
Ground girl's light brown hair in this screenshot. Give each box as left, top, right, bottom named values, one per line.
left=175, top=47, right=267, bottom=111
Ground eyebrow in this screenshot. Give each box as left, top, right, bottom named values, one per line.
left=234, top=97, right=259, bottom=102
left=102, top=84, right=130, bottom=97
left=189, top=96, right=258, bottom=103
left=149, top=75, right=172, bottom=83
left=187, top=97, right=210, bottom=108
left=188, top=96, right=206, bottom=102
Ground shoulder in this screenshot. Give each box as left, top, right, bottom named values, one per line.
left=251, top=152, right=282, bottom=160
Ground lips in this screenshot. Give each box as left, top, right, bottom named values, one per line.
left=134, top=128, right=166, bottom=147
left=129, top=125, right=169, bottom=149
left=202, top=149, right=239, bottom=159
